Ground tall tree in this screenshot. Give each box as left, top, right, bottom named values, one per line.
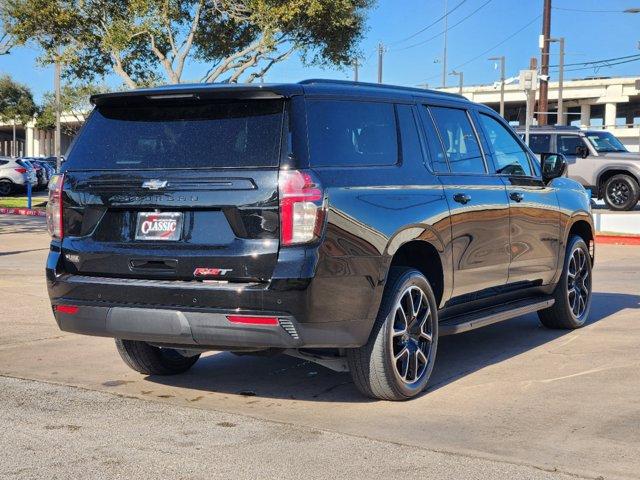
left=0, top=75, right=37, bottom=156
left=36, top=83, right=106, bottom=135
left=2, top=0, right=373, bottom=88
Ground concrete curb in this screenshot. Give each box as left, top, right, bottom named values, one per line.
left=0, top=207, right=46, bottom=217
left=595, top=234, right=640, bottom=246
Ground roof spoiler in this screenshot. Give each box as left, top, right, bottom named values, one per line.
left=90, top=84, right=300, bottom=107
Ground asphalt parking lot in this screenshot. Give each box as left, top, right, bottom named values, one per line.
left=1, top=214, right=639, bottom=480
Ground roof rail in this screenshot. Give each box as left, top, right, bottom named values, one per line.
left=298, top=78, right=466, bottom=100
left=516, top=125, right=581, bottom=131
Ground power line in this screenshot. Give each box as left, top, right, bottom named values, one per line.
left=420, top=14, right=541, bottom=82
left=550, top=54, right=640, bottom=73
left=550, top=53, right=640, bottom=68
left=389, top=0, right=469, bottom=46
left=391, top=0, right=494, bottom=52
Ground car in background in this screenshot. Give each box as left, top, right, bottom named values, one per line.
left=0, top=157, right=38, bottom=196
left=20, top=159, right=47, bottom=190
left=519, top=126, right=640, bottom=211
left=24, top=158, right=55, bottom=186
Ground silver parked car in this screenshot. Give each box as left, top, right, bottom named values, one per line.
left=0, top=157, right=38, bottom=196
left=519, top=126, right=640, bottom=211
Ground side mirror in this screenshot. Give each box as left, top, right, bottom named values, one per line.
left=540, top=152, right=567, bottom=183
left=576, top=145, right=589, bottom=159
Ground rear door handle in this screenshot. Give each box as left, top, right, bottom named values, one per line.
left=453, top=193, right=471, bottom=204
left=509, top=192, right=524, bottom=203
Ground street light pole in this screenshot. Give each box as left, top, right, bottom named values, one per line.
left=353, top=58, right=359, bottom=82
left=489, top=56, right=506, bottom=117
left=54, top=50, right=62, bottom=171
left=450, top=70, right=463, bottom=94
left=550, top=37, right=565, bottom=125
left=377, top=43, right=384, bottom=84
left=442, top=0, right=448, bottom=88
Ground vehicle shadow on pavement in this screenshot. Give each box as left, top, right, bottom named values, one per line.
left=146, top=291, right=639, bottom=402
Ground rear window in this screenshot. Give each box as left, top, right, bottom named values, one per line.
left=65, top=99, right=284, bottom=170
left=306, top=100, right=398, bottom=167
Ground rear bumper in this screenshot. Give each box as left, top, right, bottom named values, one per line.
left=47, top=267, right=375, bottom=349
left=54, top=303, right=307, bottom=349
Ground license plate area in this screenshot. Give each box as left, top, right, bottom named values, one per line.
left=135, top=212, right=183, bottom=241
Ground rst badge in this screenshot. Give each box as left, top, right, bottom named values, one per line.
left=135, top=212, right=183, bottom=241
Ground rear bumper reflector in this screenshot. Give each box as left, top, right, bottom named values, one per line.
left=226, top=315, right=278, bottom=326
left=56, top=305, right=79, bottom=315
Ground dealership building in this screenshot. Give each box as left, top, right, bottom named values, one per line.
left=1, top=75, right=640, bottom=157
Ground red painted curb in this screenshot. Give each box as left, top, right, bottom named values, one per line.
left=596, top=234, right=640, bottom=246
left=0, top=207, right=46, bottom=217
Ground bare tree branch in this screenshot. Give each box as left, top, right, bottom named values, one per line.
left=175, top=0, right=203, bottom=79
left=246, top=47, right=294, bottom=83
left=110, top=51, right=137, bottom=89
left=203, top=37, right=266, bottom=83
left=146, top=30, right=180, bottom=83
left=161, top=0, right=178, bottom=60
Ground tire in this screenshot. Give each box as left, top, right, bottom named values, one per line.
left=347, top=267, right=438, bottom=401
left=115, top=339, right=200, bottom=375
left=538, top=235, right=592, bottom=329
left=603, top=174, right=639, bottom=211
left=0, top=180, right=13, bottom=196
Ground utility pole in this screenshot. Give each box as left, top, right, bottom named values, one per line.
left=442, top=0, right=448, bottom=88
left=550, top=37, right=565, bottom=125
left=54, top=49, right=62, bottom=171
left=489, top=56, right=506, bottom=117
left=538, top=0, right=552, bottom=126
left=377, top=43, right=384, bottom=83
left=450, top=70, right=463, bottom=94
left=353, top=58, right=359, bottom=82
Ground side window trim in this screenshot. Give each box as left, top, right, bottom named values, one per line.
left=427, top=105, right=489, bottom=175
left=397, top=103, right=431, bottom=171
left=415, top=102, right=449, bottom=173
left=426, top=106, right=452, bottom=172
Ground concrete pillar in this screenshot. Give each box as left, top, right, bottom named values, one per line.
left=557, top=104, right=565, bottom=126
left=605, top=102, right=617, bottom=129
left=25, top=123, right=34, bottom=157
left=580, top=104, right=591, bottom=127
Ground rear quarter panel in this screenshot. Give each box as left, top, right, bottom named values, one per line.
left=310, top=165, right=452, bottom=327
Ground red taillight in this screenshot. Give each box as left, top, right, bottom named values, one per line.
left=279, top=170, right=325, bottom=246
left=46, top=174, right=64, bottom=239
left=14, top=167, right=27, bottom=174
left=56, top=305, right=78, bottom=315
left=226, top=315, right=278, bottom=326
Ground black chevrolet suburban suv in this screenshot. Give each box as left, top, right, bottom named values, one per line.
left=46, top=80, right=595, bottom=400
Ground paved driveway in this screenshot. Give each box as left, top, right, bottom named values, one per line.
left=1, top=215, right=639, bottom=479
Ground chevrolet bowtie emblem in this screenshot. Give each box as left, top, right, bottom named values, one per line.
left=141, top=179, right=168, bottom=190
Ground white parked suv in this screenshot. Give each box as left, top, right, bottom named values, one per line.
left=0, top=157, right=38, bottom=196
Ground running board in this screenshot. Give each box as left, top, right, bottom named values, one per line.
left=439, top=297, right=555, bottom=336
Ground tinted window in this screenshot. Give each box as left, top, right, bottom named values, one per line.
left=307, top=100, right=398, bottom=167
left=396, top=105, right=424, bottom=166
left=0, top=160, right=7, bottom=166
left=528, top=134, right=552, bottom=154
left=65, top=100, right=284, bottom=170
left=479, top=114, right=532, bottom=176
left=429, top=106, right=485, bottom=174
left=557, top=135, right=585, bottom=157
